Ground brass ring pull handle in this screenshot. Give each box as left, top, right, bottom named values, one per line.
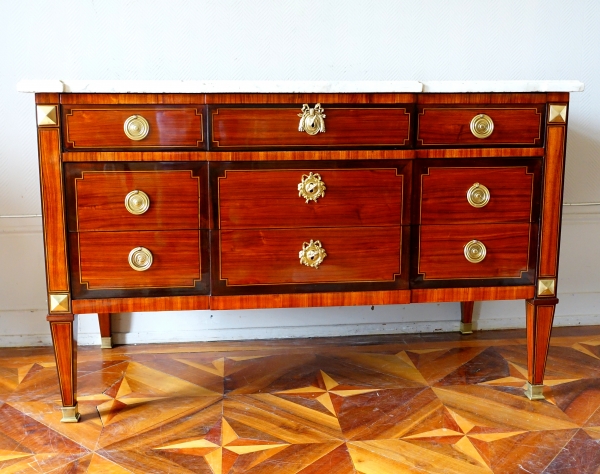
left=128, top=247, right=153, bottom=271
left=466, top=183, right=490, bottom=208
left=124, top=190, right=150, bottom=215
left=298, top=103, right=326, bottom=135
left=298, top=172, right=326, bottom=203
left=124, top=115, right=150, bottom=140
left=470, top=114, right=494, bottom=139
left=464, top=240, right=487, bottom=263
left=299, top=240, right=327, bottom=269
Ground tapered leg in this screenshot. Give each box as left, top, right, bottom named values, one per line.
left=47, top=314, right=79, bottom=422
left=98, top=313, right=112, bottom=349
left=460, top=301, right=474, bottom=334
left=525, top=298, right=558, bottom=400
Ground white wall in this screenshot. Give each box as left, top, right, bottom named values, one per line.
left=0, top=1, right=598, bottom=346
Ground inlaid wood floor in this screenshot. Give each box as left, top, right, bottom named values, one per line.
left=1, top=326, right=600, bottom=473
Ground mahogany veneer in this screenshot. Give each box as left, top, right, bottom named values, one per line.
left=29, top=89, right=574, bottom=421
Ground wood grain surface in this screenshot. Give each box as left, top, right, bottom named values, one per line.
left=211, top=106, right=411, bottom=149
left=71, top=170, right=200, bottom=232
left=64, top=106, right=204, bottom=149
left=75, top=230, right=201, bottom=289
left=539, top=125, right=566, bottom=278
left=217, top=227, right=402, bottom=286
left=418, top=106, right=544, bottom=146
left=38, top=128, right=70, bottom=294
left=417, top=223, right=532, bottom=280
left=419, top=164, right=537, bottom=224
left=217, top=167, right=404, bottom=229
left=47, top=314, right=77, bottom=407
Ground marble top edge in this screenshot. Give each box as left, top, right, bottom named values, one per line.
left=17, top=79, right=584, bottom=93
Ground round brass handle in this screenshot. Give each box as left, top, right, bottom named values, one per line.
left=466, top=183, right=490, bottom=208
left=298, top=172, right=326, bottom=203
left=470, top=114, right=494, bottom=139
left=124, top=115, right=150, bottom=140
left=299, top=240, right=327, bottom=269
left=464, top=240, right=487, bottom=263
left=124, top=190, right=150, bottom=215
left=128, top=247, right=153, bottom=271
left=298, top=103, right=326, bottom=135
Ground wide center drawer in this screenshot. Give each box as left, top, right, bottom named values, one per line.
left=210, top=105, right=411, bottom=149
left=63, top=106, right=205, bottom=150
left=215, top=163, right=407, bottom=228
left=216, top=227, right=403, bottom=287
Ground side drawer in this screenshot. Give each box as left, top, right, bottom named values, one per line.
left=65, top=163, right=208, bottom=232
left=214, top=162, right=408, bottom=229
left=70, top=230, right=209, bottom=298
left=63, top=106, right=205, bottom=150
left=210, top=105, right=412, bottom=149
left=417, top=106, right=544, bottom=147
left=213, top=227, right=407, bottom=294
left=414, top=223, right=535, bottom=285
left=418, top=161, right=541, bottom=224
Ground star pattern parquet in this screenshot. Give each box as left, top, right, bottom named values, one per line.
left=1, top=326, right=600, bottom=472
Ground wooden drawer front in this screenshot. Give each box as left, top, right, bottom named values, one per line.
left=418, top=224, right=531, bottom=280
left=218, top=227, right=401, bottom=286
left=420, top=166, right=534, bottom=224
left=417, top=107, right=543, bottom=146
left=64, top=107, right=204, bottom=149
left=218, top=167, right=403, bottom=229
left=76, top=231, right=201, bottom=290
left=72, top=171, right=200, bottom=232
left=211, top=106, right=411, bottom=149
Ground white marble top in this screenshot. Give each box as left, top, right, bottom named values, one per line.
left=17, top=80, right=584, bottom=93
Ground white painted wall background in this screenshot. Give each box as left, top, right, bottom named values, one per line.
left=0, top=0, right=598, bottom=346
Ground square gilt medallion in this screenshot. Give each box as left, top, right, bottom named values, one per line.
left=538, top=279, right=556, bottom=297
left=548, top=104, right=567, bottom=123
left=49, top=293, right=70, bottom=313
left=36, top=105, right=58, bottom=126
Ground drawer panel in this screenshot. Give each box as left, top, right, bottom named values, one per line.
left=217, top=227, right=402, bottom=287
left=417, top=107, right=544, bottom=147
left=420, top=165, right=537, bottom=224
left=64, top=106, right=204, bottom=149
left=72, top=230, right=202, bottom=293
left=216, top=165, right=405, bottom=229
left=72, top=171, right=200, bottom=231
left=416, top=223, right=533, bottom=281
left=210, top=106, right=411, bottom=149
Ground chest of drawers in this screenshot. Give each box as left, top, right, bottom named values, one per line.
left=25, top=81, right=581, bottom=422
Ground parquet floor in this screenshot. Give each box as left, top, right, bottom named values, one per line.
left=1, top=326, right=600, bottom=473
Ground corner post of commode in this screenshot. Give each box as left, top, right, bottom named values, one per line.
left=525, top=98, right=569, bottom=400
left=36, top=93, right=80, bottom=421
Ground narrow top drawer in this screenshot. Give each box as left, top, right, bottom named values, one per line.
left=210, top=105, right=412, bottom=149
left=63, top=106, right=205, bottom=150
left=417, top=106, right=544, bottom=147
left=215, top=163, right=407, bottom=228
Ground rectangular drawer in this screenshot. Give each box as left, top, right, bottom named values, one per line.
left=417, top=107, right=544, bottom=147
left=63, top=106, right=205, bottom=149
left=416, top=223, right=533, bottom=281
left=216, top=164, right=405, bottom=229
left=210, top=106, right=411, bottom=149
left=419, top=164, right=538, bottom=224
left=71, top=230, right=203, bottom=295
left=65, top=162, right=208, bottom=232
left=216, top=227, right=402, bottom=287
